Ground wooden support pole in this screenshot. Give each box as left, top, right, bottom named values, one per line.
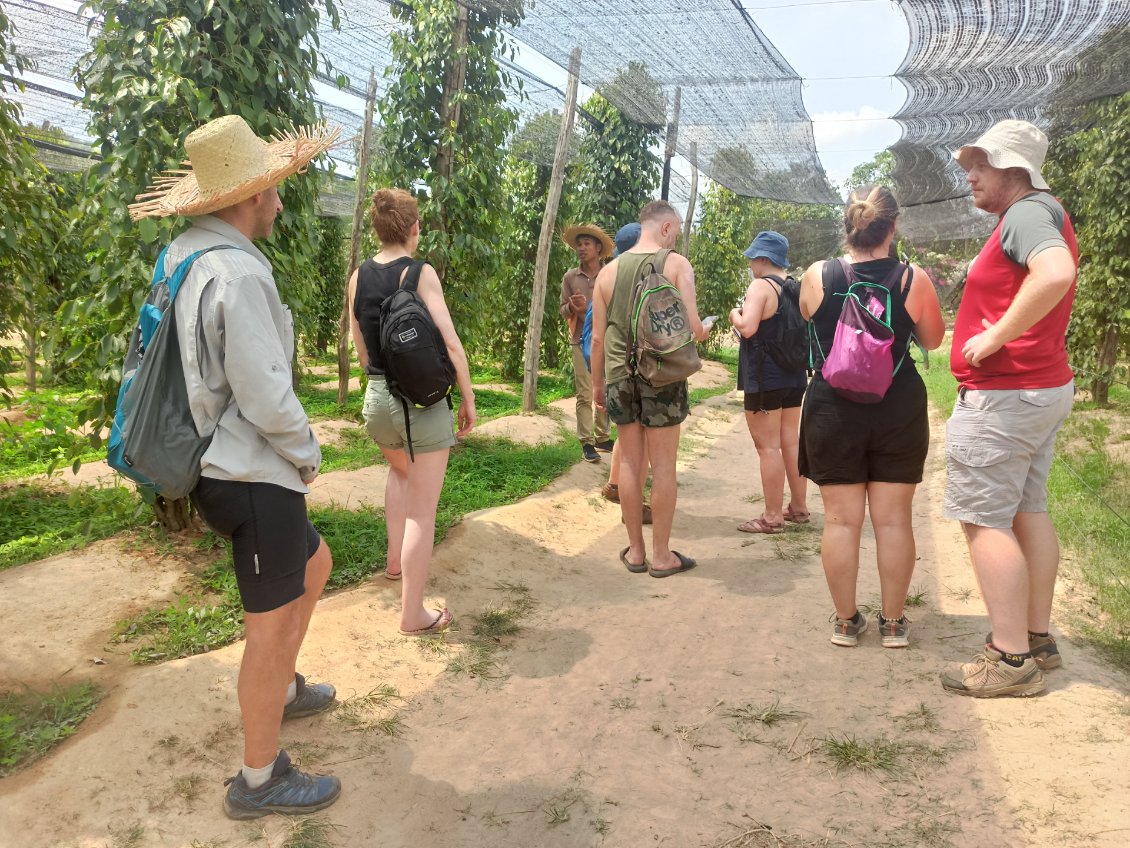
left=430, top=1, right=470, bottom=281
left=337, top=67, right=378, bottom=406
left=520, top=48, right=580, bottom=413
left=682, top=142, right=698, bottom=255
left=661, top=86, right=681, bottom=201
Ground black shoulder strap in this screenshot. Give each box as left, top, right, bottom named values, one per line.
left=399, top=260, right=425, bottom=293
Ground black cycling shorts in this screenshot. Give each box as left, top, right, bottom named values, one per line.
left=744, top=387, right=805, bottom=413
left=191, top=477, right=321, bottom=614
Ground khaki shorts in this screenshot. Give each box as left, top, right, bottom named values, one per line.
left=605, top=377, right=689, bottom=428
left=362, top=378, right=455, bottom=454
left=943, top=382, right=1074, bottom=528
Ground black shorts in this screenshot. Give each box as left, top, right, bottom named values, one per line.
left=191, top=477, right=321, bottom=614
left=605, top=377, right=689, bottom=428
left=799, top=374, right=929, bottom=486
left=744, top=387, right=805, bottom=413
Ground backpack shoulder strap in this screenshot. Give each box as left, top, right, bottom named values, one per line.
left=399, top=259, right=425, bottom=293
left=651, top=248, right=672, bottom=277
left=166, top=245, right=242, bottom=303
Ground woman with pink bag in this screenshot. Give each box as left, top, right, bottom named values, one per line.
left=798, top=185, right=944, bottom=650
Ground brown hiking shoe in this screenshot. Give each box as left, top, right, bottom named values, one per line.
left=985, top=631, right=1062, bottom=670
left=941, top=648, right=1045, bottom=698
left=601, top=482, right=619, bottom=503
left=620, top=503, right=653, bottom=525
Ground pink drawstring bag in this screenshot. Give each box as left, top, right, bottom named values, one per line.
left=814, top=259, right=908, bottom=404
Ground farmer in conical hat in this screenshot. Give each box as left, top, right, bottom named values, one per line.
left=132, top=114, right=343, bottom=819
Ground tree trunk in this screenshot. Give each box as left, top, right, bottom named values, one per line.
left=429, top=2, right=470, bottom=282
left=338, top=69, right=379, bottom=406
left=521, top=49, right=581, bottom=413
left=23, top=329, right=36, bottom=393
left=1091, top=324, right=1120, bottom=406
left=681, top=142, right=698, bottom=255
left=660, top=86, right=681, bottom=202
left=154, top=495, right=194, bottom=532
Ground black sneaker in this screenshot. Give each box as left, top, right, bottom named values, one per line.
left=223, top=750, right=341, bottom=820
left=582, top=444, right=600, bottom=463
left=282, top=673, right=337, bottom=720
left=595, top=439, right=615, bottom=453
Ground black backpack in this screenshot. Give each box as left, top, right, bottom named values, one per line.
left=756, top=274, right=809, bottom=373
left=378, top=260, right=455, bottom=459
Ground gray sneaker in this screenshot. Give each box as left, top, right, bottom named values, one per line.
left=878, top=614, right=910, bottom=648
left=985, top=631, right=1062, bottom=670
left=582, top=443, right=600, bottom=463
left=282, top=673, right=336, bottom=720
left=830, top=611, right=869, bottom=647
left=941, top=648, right=1045, bottom=698
left=223, top=750, right=341, bottom=820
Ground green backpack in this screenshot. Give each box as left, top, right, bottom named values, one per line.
left=628, top=248, right=702, bottom=387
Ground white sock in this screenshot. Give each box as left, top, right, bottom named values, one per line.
left=242, top=754, right=277, bottom=790
left=285, top=678, right=297, bottom=705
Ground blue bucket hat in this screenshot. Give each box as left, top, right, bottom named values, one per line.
left=612, top=222, right=641, bottom=258
left=742, top=231, right=789, bottom=267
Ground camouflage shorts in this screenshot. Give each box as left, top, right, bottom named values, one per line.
left=605, top=377, right=689, bottom=428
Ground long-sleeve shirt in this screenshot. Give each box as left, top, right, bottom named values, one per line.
left=559, top=266, right=598, bottom=344
left=168, top=215, right=320, bottom=493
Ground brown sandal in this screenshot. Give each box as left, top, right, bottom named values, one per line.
left=737, top=517, right=785, bottom=534
left=783, top=506, right=811, bottom=524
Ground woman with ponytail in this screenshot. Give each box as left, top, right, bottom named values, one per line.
left=798, top=185, right=945, bottom=650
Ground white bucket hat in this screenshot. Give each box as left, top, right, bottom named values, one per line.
left=953, top=119, right=1049, bottom=190
left=130, top=115, right=341, bottom=220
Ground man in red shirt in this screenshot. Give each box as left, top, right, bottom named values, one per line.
left=941, top=120, right=1078, bottom=698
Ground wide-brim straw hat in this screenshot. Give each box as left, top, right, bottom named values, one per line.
left=953, top=119, right=1050, bottom=191
left=562, top=224, right=614, bottom=260
left=130, top=115, right=342, bottom=221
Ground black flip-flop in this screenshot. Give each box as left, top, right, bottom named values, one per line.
left=620, top=546, right=648, bottom=574
left=648, top=551, right=697, bottom=578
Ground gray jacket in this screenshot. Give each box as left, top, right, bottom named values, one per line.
left=168, top=216, right=320, bottom=493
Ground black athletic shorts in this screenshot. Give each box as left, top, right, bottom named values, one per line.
left=744, top=387, right=805, bottom=413
left=191, top=477, right=321, bottom=614
left=799, top=373, right=929, bottom=486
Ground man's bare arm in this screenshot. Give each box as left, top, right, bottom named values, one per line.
left=962, top=245, right=1075, bottom=366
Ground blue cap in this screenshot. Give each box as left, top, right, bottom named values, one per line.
left=742, top=231, right=789, bottom=267
left=612, top=222, right=641, bottom=257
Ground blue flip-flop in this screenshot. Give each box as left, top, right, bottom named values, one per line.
left=648, top=551, right=697, bottom=578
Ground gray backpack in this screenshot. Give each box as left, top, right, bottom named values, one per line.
left=628, top=249, right=702, bottom=387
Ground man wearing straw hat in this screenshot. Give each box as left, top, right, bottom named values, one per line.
left=560, top=223, right=615, bottom=463
left=131, top=114, right=343, bottom=817
left=940, top=119, right=1078, bottom=699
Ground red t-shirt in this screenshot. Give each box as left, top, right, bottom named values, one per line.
left=951, top=194, right=1078, bottom=390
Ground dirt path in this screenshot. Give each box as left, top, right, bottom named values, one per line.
left=2, top=390, right=1128, bottom=848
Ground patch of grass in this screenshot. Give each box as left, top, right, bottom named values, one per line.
left=294, top=384, right=364, bottom=421
left=281, top=817, right=340, bottom=848
left=0, top=682, right=102, bottom=776
left=820, top=733, right=901, bottom=774
left=917, top=340, right=959, bottom=417
left=435, top=435, right=576, bottom=533
left=724, top=700, right=804, bottom=727
left=894, top=702, right=942, bottom=733
left=0, top=483, right=146, bottom=570
left=309, top=505, right=390, bottom=589
left=335, top=685, right=404, bottom=737
left=905, top=585, right=929, bottom=607
left=117, top=598, right=245, bottom=664
left=173, top=773, right=204, bottom=802
left=108, top=822, right=144, bottom=848
left=471, top=584, right=535, bottom=639
left=319, top=426, right=381, bottom=473
left=610, top=697, right=635, bottom=711
left=446, top=642, right=506, bottom=680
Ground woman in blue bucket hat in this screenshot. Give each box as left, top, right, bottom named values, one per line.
left=730, top=231, right=810, bottom=535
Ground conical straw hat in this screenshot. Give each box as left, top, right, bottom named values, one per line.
left=129, top=115, right=342, bottom=221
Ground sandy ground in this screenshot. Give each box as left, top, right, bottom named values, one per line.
left=2, top=372, right=1129, bottom=847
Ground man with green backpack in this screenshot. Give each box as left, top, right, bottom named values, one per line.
left=591, top=200, right=712, bottom=578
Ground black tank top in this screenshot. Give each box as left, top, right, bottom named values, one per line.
left=811, top=257, right=918, bottom=383
left=353, top=256, right=413, bottom=375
